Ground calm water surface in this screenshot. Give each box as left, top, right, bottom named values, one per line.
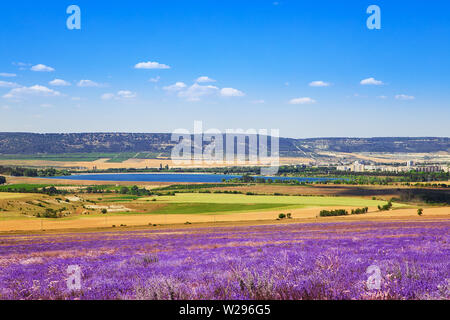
left=51, top=173, right=340, bottom=183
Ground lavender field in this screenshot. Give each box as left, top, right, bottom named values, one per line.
left=0, top=220, right=449, bottom=300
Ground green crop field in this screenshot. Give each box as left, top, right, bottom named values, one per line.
left=148, top=203, right=294, bottom=215
left=0, top=184, right=52, bottom=192
left=141, top=193, right=394, bottom=208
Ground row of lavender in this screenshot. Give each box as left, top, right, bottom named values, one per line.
left=0, top=220, right=449, bottom=300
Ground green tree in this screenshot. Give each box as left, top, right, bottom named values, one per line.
left=0, top=176, right=6, bottom=185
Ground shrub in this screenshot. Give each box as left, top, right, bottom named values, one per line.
left=40, top=208, right=59, bottom=218
left=0, top=176, right=6, bottom=185
left=319, top=209, right=348, bottom=217
left=417, top=208, right=423, bottom=216
left=278, top=213, right=286, bottom=219
left=351, top=207, right=369, bottom=215
left=101, top=209, right=107, bottom=214
left=378, top=201, right=393, bottom=211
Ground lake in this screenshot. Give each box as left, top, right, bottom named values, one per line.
left=50, top=173, right=340, bottom=183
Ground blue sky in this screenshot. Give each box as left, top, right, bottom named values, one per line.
left=0, top=0, right=449, bottom=138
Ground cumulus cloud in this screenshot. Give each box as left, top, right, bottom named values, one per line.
left=49, top=79, right=71, bottom=86
left=164, top=79, right=244, bottom=101
left=163, top=82, right=187, bottom=92
left=395, top=94, right=415, bottom=101
left=0, top=81, right=20, bottom=88
left=117, top=90, right=137, bottom=99
left=309, top=81, right=330, bottom=87
left=220, top=87, right=245, bottom=97
left=134, top=61, right=170, bottom=69
left=196, top=76, right=216, bottom=83
left=178, top=83, right=219, bottom=101
left=149, top=76, right=160, bottom=83
left=3, top=85, right=61, bottom=99
left=77, top=80, right=102, bottom=87
left=31, top=64, right=55, bottom=72
left=289, top=97, right=316, bottom=105
left=0, top=73, right=16, bottom=77
left=360, top=77, right=384, bottom=85
left=101, top=90, right=137, bottom=100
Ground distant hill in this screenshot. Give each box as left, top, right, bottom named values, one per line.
left=0, top=133, right=448, bottom=156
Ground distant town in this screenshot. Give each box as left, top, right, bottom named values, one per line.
left=336, top=161, right=449, bottom=173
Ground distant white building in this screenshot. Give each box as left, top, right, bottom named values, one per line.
left=352, top=161, right=365, bottom=172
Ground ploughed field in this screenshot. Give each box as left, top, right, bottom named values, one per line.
left=0, top=220, right=448, bottom=300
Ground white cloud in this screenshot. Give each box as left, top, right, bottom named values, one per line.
left=134, top=61, right=170, bottom=69
left=13, top=62, right=30, bottom=67
left=163, top=82, right=187, bottom=92
left=117, top=90, right=137, bottom=99
left=178, top=83, right=219, bottom=101
left=289, top=97, right=316, bottom=105
left=77, top=80, right=102, bottom=87
left=149, top=76, right=160, bottom=83
left=196, top=76, right=216, bottom=83
left=220, top=87, right=245, bottom=97
left=102, top=90, right=137, bottom=100
left=31, top=64, right=55, bottom=72
left=13, top=62, right=31, bottom=70
left=0, top=81, right=20, bottom=88
left=101, top=93, right=115, bottom=100
left=360, top=77, right=384, bottom=85
left=0, top=73, right=16, bottom=77
left=3, top=85, right=61, bottom=99
left=163, top=80, right=244, bottom=101
left=252, top=100, right=265, bottom=104
left=2, top=105, right=10, bottom=110
left=49, top=79, right=71, bottom=86
left=71, top=97, right=81, bottom=101
left=377, top=95, right=388, bottom=99
left=40, top=103, right=53, bottom=108
left=309, top=80, right=330, bottom=87
left=395, top=94, right=415, bottom=101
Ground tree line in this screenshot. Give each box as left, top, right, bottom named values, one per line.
left=0, top=166, right=70, bottom=177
